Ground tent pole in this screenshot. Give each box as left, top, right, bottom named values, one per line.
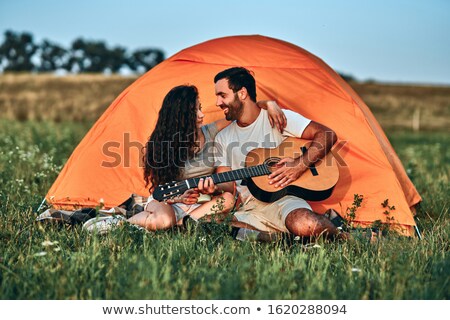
left=414, top=225, right=422, bottom=240
left=36, top=198, right=46, bottom=213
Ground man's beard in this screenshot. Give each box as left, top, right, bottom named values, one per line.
left=224, top=94, right=244, bottom=121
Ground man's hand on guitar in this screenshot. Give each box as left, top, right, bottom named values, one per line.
left=166, top=189, right=200, bottom=204
left=268, top=157, right=308, bottom=188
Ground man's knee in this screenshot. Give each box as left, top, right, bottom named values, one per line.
left=285, top=208, right=335, bottom=237
left=285, top=208, right=313, bottom=235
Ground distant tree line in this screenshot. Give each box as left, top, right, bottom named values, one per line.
left=338, top=72, right=356, bottom=82
left=0, top=30, right=359, bottom=81
left=0, top=30, right=165, bottom=73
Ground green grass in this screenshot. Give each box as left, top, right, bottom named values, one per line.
left=0, top=120, right=448, bottom=299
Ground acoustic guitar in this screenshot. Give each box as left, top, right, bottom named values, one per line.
left=152, top=137, right=339, bottom=203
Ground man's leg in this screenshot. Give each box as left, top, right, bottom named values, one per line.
left=285, top=208, right=342, bottom=238
left=229, top=217, right=282, bottom=242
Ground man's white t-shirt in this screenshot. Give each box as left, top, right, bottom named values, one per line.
left=214, top=108, right=311, bottom=199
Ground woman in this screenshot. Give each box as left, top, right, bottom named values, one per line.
left=84, top=84, right=286, bottom=233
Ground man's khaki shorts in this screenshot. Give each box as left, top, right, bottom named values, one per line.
left=233, top=195, right=312, bottom=233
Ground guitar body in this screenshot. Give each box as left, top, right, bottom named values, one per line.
left=244, top=137, right=339, bottom=202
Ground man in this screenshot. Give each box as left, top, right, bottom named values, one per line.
left=199, top=67, right=343, bottom=239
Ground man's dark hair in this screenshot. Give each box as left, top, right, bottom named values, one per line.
left=214, top=67, right=257, bottom=102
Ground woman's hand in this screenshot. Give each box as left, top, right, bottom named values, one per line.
left=167, top=189, right=199, bottom=205
left=257, top=100, right=287, bottom=133
left=195, top=177, right=218, bottom=195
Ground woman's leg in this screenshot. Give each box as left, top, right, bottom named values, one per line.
left=127, top=200, right=177, bottom=231
left=189, top=191, right=236, bottom=221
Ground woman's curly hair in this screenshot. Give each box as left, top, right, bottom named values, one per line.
left=143, top=85, right=199, bottom=192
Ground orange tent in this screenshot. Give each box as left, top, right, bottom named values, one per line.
left=46, top=35, right=421, bottom=236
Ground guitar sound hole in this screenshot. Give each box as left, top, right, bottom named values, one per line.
left=264, top=157, right=281, bottom=169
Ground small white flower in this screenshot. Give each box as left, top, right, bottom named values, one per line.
left=351, top=268, right=362, bottom=273
left=199, top=237, right=206, bottom=243
left=53, top=247, right=61, bottom=252
left=41, top=240, right=58, bottom=247
left=293, top=236, right=301, bottom=241
left=302, top=243, right=321, bottom=250
left=34, top=252, right=47, bottom=257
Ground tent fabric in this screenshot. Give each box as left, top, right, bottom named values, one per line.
left=46, top=35, right=421, bottom=236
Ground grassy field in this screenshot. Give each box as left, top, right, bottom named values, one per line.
left=0, top=74, right=135, bottom=122
left=0, top=75, right=448, bottom=299
left=1, top=74, right=449, bottom=131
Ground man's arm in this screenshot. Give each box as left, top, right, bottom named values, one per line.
left=268, top=121, right=337, bottom=188
left=298, top=121, right=337, bottom=168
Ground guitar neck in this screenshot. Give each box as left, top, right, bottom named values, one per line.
left=186, top=164, right=270, bottom=189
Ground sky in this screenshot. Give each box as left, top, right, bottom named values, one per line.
left=0, top=0, right=449, bottom=85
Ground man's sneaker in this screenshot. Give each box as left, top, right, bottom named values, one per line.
left=82, top=215, right=126, bottom=235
